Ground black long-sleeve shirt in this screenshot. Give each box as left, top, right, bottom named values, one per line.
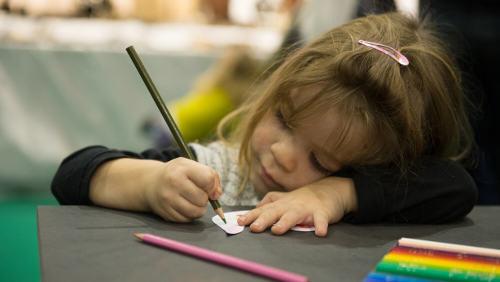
left=51, top=145, right=477, bottom=224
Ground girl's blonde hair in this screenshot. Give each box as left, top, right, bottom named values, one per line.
left=218, top=12, right=474, bottom=180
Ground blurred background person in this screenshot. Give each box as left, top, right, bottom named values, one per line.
left=141, top=45, right=263, bottom=147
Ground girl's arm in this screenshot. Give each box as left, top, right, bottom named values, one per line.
left=51, top=146, right=222, bottom=222
left=344, top=157, right=477, bottom=224
left=239, top=157, right=477, bottom=236
left=51, top=146, right=183, bottom=205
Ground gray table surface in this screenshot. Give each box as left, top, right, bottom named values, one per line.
left=37, top=206, right=500, bottom=282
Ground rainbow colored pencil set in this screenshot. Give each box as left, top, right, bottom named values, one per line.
left=364, top=238, right=500, bottom=282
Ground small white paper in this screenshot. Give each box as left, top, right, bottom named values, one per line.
left=212, top=210, right=248, bottom=235
left=212, top=210, right=316, bottom=233
left=291, top=224, right=315, bottom=232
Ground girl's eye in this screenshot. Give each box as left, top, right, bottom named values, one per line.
left=275, top=110, right=291, bottom=129
left=309, top=153, right=332, bottom=174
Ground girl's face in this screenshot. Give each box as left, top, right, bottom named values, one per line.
left=249, top=95, right=361, bottom=196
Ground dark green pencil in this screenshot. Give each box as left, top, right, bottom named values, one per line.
left=126, top=46, right=226, bottom=223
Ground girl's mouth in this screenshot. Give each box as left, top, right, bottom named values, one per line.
left=260, top=165, right=281, bottom=188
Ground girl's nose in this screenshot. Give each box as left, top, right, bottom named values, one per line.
left=270, top=138, right=297, bottom=172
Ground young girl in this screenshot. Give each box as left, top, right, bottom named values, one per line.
left=52, top=12, right=477, bottom=237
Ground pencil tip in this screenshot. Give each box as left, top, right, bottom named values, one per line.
left=216, top=209, right=226, bottom=224
left=134, top=233, right=144, bottom=240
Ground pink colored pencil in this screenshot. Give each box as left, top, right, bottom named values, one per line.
left=134, top=233, right=308, bottom=282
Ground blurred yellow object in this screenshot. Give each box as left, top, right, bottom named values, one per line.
left=134, top=0, right=200, bottom=22
left=173, top=86, right=234, bottom=142
left=169, top=46, right=261, bottom=143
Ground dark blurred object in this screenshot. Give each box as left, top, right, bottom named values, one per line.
left=358, top=0, right=500, bottom=204
left=357, top=0, right=396, bottom=15
left=0, top=0, right=79, bottom=16
left=78, top=0, right=112, bottom=18
left=0, top=0, right=111, bottom=17
left=141, top=117, right=174, bottom=149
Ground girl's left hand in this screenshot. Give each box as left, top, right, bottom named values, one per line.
left=237, top=177, right=357, bottom=237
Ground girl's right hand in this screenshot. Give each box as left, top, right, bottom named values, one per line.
left=145, top=157, right=222, bottom=222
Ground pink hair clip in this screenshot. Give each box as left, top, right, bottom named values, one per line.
left=358, top=40, right=409, bottom=66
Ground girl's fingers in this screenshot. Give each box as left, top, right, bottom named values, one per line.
left=157, top=204, right=190, bottom=222
left=179, top=182, right=209, bottom=208
left=248, top=206, right=284, bottom=233
left=181, top=159, right=221, bottom=196
left=270, top=210, right=303, bottom=235
left=313, top=211, right=329, bottom=237
left=169, top=196, right=207, bottom=220
left=173, top=158, right=221, bottom=201
left=237, top=207, right=262, bottom=226
left=238, top=205, right=281, bottom=231
left=240, top=190, right=332, bottom=235
left=209, top=173, right=222, bottom=200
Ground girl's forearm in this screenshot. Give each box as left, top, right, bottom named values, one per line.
left=89, top=158, right=163, bottom=212
left=333, top=177, right=358, bottom=214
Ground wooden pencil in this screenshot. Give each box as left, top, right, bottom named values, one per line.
left=126, top=46, right=226, bottom=223
left=398, top=238, right=500, bottom=258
